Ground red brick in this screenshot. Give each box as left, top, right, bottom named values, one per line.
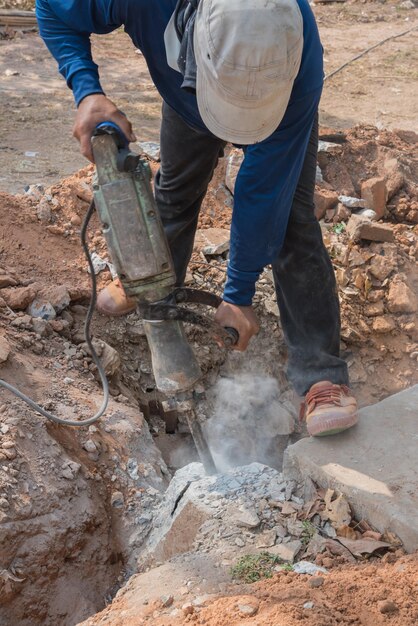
left=314, top=188, right=339, bottom=220
left=360, top=177, right=387, bottom=218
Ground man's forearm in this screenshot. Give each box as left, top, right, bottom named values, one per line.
left=35, top=0, right=119, bottom=104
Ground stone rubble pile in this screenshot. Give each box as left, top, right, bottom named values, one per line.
left=192, top=125, right=418, bottom=403
left=139, top=462, right=398, bottom=574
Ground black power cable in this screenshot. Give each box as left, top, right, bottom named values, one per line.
left=0, top=200, right=110, bottom=427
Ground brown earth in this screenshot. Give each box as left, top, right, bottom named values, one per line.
left=0, top=121, right=417, bottom=625
left=80, top=554, right=418, bottom=626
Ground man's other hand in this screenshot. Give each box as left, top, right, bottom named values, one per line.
left=215, top=301, right=260, bottom=351
left=73, top=94, right=136, bottom=162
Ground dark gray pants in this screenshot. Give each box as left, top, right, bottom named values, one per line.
left=154, top=102, right=349, bottom=395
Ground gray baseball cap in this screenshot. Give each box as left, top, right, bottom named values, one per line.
left=194, top=0, right=303, bottom=144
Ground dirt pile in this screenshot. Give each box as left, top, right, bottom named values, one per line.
left=77, top=553, right=418, bottom=626
left=193, top=125, right=418, bottom=407
left=0, top=357, right=169, bottom=626
left=0, top=176, right=173, bottom=625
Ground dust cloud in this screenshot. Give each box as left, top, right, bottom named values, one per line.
left=204, top=373, right=295, bottom=472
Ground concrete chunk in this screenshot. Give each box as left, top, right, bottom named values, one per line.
left=231, top=506, right=260, bottom=529
left=346, top=214, right=394, bottom=243
left=314, top=189, right=339, bottom=220
left=360, top=177, right=387, bottom=218
left=225, top=148, right=243, bottom=194
left=387, top=280, right=418, bottom=314
left=284, top=386, right=418, bottom=552
left=194, top=228, right=230, bottom=256
left=266, top=539, right=302, bottom=563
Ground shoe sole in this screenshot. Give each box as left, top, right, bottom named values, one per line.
left=308, top=413, right=358, bottom=437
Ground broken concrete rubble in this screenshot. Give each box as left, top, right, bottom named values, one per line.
left=35, top=284, right=71, bottom=314
left=194, top=227, right=230, bottom=256
left=100, top=341, right=121, bottom=377
left=387, top=280, right=418, bottom=314
left=28, top=298, right=56, bottom=320
left=140, top=462, right=308, bottom=568
left=138, top=141, right=160, bottom=162
left=314, top=188, right=339, bottom=220
left=346, top=214, right=394, bottom=243
left=338, top=195, right=366, bottom=210
left=266, top=539, right=302, bottom=563
left=368, top=252, right=396, bottom=281
left=372, top=316, right=396, bottom=334
left=225, top=148, right=243, bottom=194
left=382, top=158, right=404, bottom=200
left=1, top=285, right=35, bottom=310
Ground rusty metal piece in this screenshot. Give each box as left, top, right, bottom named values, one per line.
left=173, top=287, right=223, bottom=308
left=139, top=299, right=238, bottom=348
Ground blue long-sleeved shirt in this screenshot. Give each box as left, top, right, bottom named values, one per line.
left=35, top=0, right=323, bottom=305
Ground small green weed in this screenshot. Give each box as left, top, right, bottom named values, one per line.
left=230, top=552, right=283, bottom=583
left=279, top=563, right=294, bottom=572
left=301, top=520, right=316, bottom=545
left=333, top=222, right=346, bottom=234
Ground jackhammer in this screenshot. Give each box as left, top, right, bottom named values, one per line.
left=91, top=121, right=238, bottom=472
left=0, top=122, right=236, bottom=475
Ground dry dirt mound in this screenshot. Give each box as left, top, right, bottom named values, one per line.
left=78, top=553, right=418, bottom=626
left=0, top=173, right=170, bottom=625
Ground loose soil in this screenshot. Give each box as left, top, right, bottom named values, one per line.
left=80, top=554, right=418, bottom=626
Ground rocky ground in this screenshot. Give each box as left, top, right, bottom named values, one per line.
left=0, top=1, right=417, bottom=625
left=75, top=464, right=416, bottom=626
left=0, top=121, right=417, bottom=626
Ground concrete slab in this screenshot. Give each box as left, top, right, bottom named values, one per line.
left=284, top=386, right=418, bottom=552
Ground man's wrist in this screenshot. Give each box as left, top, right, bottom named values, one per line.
left=223, top=265, right=260, bottom=306
left=71, top=68, right=105, bottom=107
left=77, top=91, right=106, bottom=108
left=222, top=294, right=253, bottom=307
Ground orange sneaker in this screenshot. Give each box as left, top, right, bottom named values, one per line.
left=96, top=278, right=137, bottom=316
left=301, top=381, right=358, bottom=437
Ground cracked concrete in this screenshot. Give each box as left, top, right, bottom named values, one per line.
left=284, top=385, right=418, bottom=552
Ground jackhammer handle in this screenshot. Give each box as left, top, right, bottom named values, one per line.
left=224, top=326, right=239, bottom=348
left=94, top=121, right=130, bottom=149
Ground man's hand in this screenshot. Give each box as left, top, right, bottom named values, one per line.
left=215, top=301, right=260, bottom=351
left=73, top=94, right=136, bottom=162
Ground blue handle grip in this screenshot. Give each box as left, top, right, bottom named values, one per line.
left=94, top=121, right=129, bottom=149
